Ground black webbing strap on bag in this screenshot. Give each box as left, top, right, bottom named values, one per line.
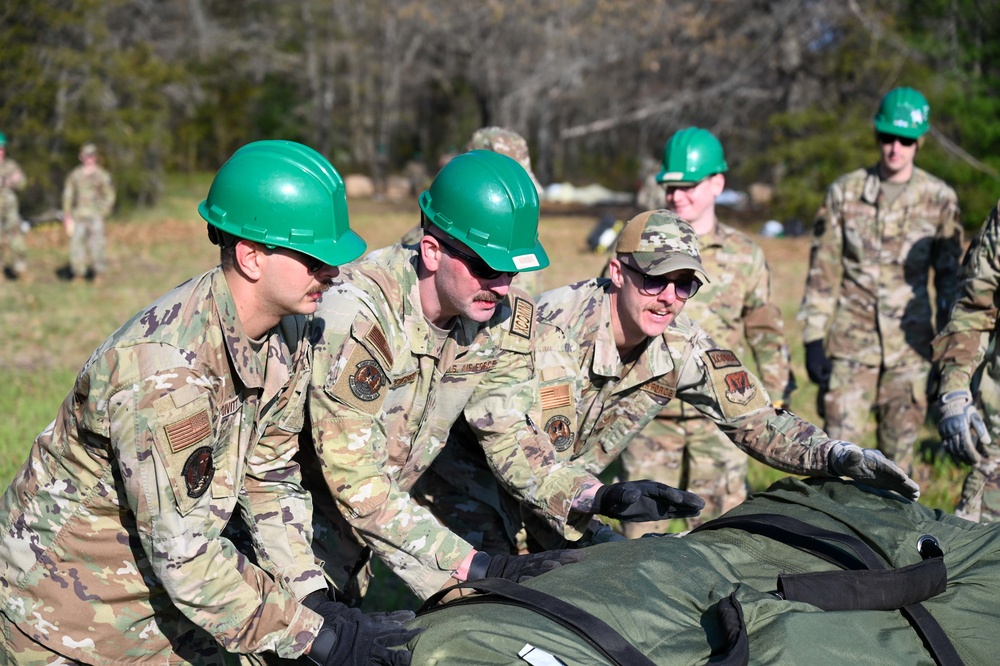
left=691, top=513, right=964, bottom=666
left=418, top=577, right=658, bottom=666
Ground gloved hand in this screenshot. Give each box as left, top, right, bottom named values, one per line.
left=938, top=389, right=992, bottom=465
left=303, top=592, right=420, bottom=666
left=827, top=441, right=920, bottom=501
left=593, top=480, right=704, bottom=522
left=804, top=340, right=831, bottom=390
left=575, top=522, right=628, bottom=547
left=467, top=549, right=587, bottom=583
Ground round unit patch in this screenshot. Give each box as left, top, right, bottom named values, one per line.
left=349, top=359, right=386, bottom=402
left=183, top=446, right=215, bottom=498
left=544, top=415, right=575, bottom=452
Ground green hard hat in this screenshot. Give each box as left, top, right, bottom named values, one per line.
left=418, top=150, right=548, bottom=273
left=657, top=127, right=728, bottom=185
left=656, top=127, right=729, bottom=185
left=198, top=140, right=366, bottom=267
left=873, top=87, right=930, bottom=139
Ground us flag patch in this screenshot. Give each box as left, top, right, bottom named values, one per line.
left=165, top=410, right=211, bottom=453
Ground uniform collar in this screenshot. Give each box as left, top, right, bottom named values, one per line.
left=210, top=267, right=290, bottom=394
left=590, top=283, right=676, bottom=390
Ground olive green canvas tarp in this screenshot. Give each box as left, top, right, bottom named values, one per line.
left=408, top=478, right=1000, bottom=665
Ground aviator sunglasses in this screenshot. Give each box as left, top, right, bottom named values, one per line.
left=432, top=234, right=518, bottom=281
left=620, top=262, right=702, bottom=300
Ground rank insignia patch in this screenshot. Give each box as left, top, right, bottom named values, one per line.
left=544, top=415, right=575, bottom=452
left=724, top=370, right=757, bottom=405
left=349, top=359, right=386, bottom=402
left=182, top=446, right=215, bottom=498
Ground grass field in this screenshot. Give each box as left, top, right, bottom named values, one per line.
left=0, top=173, right=967, bottom=608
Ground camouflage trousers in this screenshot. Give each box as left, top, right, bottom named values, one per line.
left=619, top=414, right=749, bottom=536
left=69, top=214, right=106, bottom=278
left=0, top=193, right=26, bottom=276
left=823, top=358, right=929, bottom=473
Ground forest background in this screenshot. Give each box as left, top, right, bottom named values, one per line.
left=1, top=0, right=999, bottom=227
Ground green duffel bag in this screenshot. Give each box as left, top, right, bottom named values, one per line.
left=408, top=478, right=999, bottom=665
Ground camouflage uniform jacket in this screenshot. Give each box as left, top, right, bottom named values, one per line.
left=63, top=164, right=115, bottom=217
left=660, top=222, right=791, bottom=418
left=0, top=157, right=25, bottom=206
left=933, top=200, right=1000, bottom=397
left=800, top=165, right=963, bottom=367
left=534, top=278, right=836, bottom=477
left=305, top=243, right=596, bottom=597
left=0, top=268, right=325, bottom=663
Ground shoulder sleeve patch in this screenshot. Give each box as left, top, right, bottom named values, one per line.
left=706, top=364, right=770, bottom=420
left=510, top=296, right=534, bottom=339
left=329, top=334, right=389, bottom=416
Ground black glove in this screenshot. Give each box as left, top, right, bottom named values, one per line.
left=593, top=480, right=704, bottom=522
left=303, top=592, right=420, bottom=666
left=804, top=340, right=831, bottom=390
left=467, top=549, right=587, bottom=583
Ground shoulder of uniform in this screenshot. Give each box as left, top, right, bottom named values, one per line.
left=912, top=167, right=959, bottom=201
left=832, top=167, right=870, bottom=190
left=716, top=222, right=759, bottom=250
left=536, top=279, right=600, bottom=327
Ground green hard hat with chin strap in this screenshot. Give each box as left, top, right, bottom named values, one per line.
left=198, top=140, right=366, bottom=267
left=419, top=150, right=548, bottom=273
left=873, top=87, right=930, bottom=140
left=657, top=127, right=728, bottom=185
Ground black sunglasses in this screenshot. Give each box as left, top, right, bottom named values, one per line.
left=620, top=262, right=702, bottom=299
left=432, top=234, right=517, bottom=281
left=265, top=244, right=327, bottom=275
left=876, top=132, right=917, bottom=147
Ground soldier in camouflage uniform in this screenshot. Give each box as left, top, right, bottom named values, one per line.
left=302, top=151, right=700, bottom=603
left=800, top=87, right=964, bottom=473
left=0, top=141, right=417, bottom=666
left=932, top=199, right=1000, bottom=522
left=0, top=132, right=28, bottom=280
left=620, top=128, right=795, bottom=535
left=62, top=143, right=116, bottom=282
left=401, top=127, right=545, bottom=297
left=417, top=209, right=919, bottom=555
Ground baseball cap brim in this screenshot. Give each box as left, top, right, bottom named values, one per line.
left=621, top=252, right=709, bottom=283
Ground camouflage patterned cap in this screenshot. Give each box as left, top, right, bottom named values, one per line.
left=80, top=143, right=98, bottom=156
left=615, top=209, right=709, bottom=282
left=465, top=127, right=544, bottom=195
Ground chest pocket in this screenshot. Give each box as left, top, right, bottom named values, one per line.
left=538, top=377, right=577, bottom=457
left=591, top=387, right=666, bottom=459
left=154, top=388, right=234, bottom=517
